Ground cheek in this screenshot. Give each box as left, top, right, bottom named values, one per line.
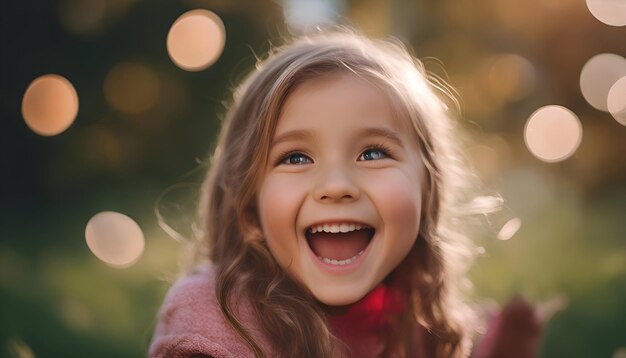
left=257, top=175, right=305, bottom=256
left=368, top=169, right=422, bottom=238
left=259, top=175, right=303, bottom=222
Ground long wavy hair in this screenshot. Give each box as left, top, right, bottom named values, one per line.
left=191, top=29, right=498, bottom=357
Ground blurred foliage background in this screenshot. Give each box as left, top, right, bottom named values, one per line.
left=1, top=0, right=625, bottom=357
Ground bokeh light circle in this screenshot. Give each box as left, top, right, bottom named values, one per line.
left=282, top=0, right=346, bottom=33
left=524, top=105, right=583, bottom=163
left=486, top=54, right=536, bottom=102
left=580, top=53, right=626, bottom=111
left=85, top=211, right=145, bottom=268
left=103, top=62, right=160, bottom=114
left=607, top=76, right=626, bottom=125
left=586, top=0, right=626, bottom=27
left=166, top=9, right=225, bottom=71
left=22, top=74, right=79, bottom=136
left=59, top=0, right=107, bottom=37
left=614, top=347, right=626, bottom=358
left=497, top=217, right=522, bottom=241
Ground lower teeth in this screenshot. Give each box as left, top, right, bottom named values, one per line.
left=318, top=250, right=365, bottom=265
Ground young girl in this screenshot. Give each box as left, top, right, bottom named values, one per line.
left=150, top=30, right=542, bottom=357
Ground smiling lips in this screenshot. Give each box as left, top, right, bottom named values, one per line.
left=305, top=223, right=375, bottom=264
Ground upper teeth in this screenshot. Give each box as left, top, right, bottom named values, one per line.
left=309, top=223, right=368, bottom=234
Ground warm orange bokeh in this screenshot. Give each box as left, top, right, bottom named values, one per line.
left=22, top=74, right=79, bottom=136
left=166, top=9, right=225, bottom=72
left=103, top=62, right=160, bottom=115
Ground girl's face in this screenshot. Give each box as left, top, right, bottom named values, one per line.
left=257, top=73, right=426, bottom=306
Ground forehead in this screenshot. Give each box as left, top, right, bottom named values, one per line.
left=276, top=72, right=413, bottom=136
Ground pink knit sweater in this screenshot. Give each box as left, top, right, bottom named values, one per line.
left=149, top=264, right=543, bottom=357
left=149, top=265, right=273, bottom=357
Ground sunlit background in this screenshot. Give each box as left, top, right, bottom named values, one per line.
left=1, top=0, right=625, bottom=357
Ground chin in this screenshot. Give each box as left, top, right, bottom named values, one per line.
left=309, top=283, right=373, bottom=307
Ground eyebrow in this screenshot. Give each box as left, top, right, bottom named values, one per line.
left=271, top=129, right=314, bottom=147
left=357, top=127, right=404, bottom=147
left=270, top=126, right=404, bottom=148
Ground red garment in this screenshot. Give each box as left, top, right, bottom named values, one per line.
left=327, top=284, right=407, bottom=357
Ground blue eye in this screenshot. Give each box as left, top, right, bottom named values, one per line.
left=359, top=148, right=388, bottom=161
left=280, top=152, right=313, bottom=165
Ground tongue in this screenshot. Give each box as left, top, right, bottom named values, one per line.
left=308, top=230, right=370, bottom=260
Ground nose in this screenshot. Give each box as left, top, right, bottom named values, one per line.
left=313, top=166, right=360, bottom=202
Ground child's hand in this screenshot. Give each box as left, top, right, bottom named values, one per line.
left=471, top=295, right=567, bottom=358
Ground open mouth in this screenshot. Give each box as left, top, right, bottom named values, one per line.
left=305, top=223, right=375, bottom=266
